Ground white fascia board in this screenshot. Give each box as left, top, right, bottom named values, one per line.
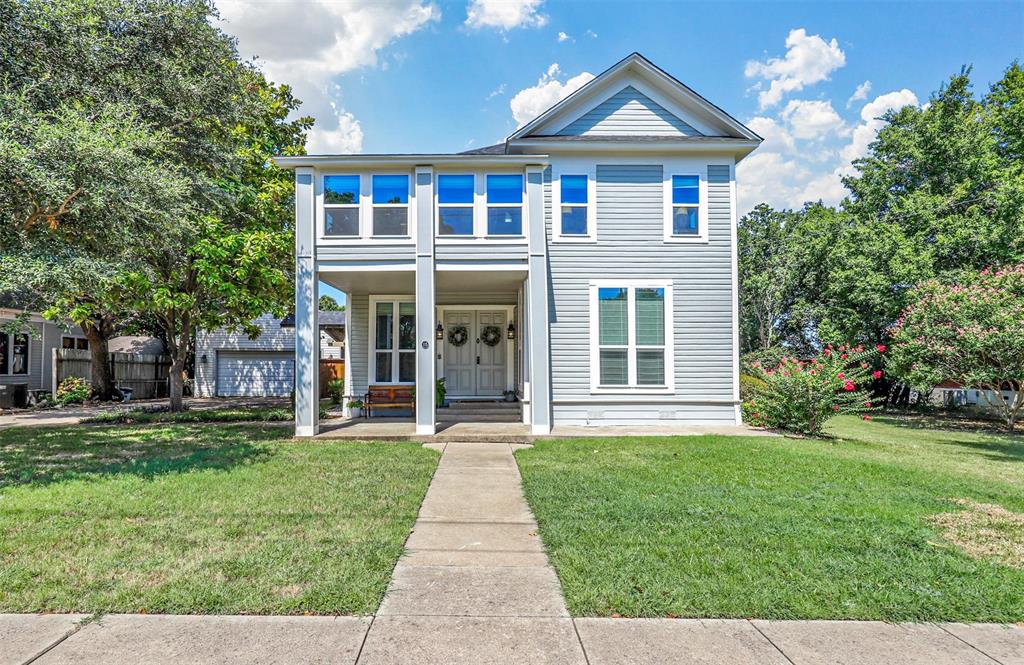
left=274, top=154, right=548, bottom=170
left=510, top=139, right=760, bottom=158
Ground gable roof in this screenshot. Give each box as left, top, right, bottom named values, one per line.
left=508, top=52, right=761, bottom=143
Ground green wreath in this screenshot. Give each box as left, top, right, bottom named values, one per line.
left=447, top=325, right=469, bottom=347
left=480, top=325, right=503, bottom=347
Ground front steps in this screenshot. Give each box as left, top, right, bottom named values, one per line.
left=437, top=399, right=523, bottom=424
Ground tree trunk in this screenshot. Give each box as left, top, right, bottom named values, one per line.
left=81, top=319, right=114, bottom=401
left=168, top=356, right=186, bottom=412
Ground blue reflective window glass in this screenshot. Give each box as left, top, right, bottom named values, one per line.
left=486, top=174, right=523, bottom=204
left=560, top=175, right=587, bottom=204
left=373, top=175, right=408, bottom=204
left=439, top=207, right=474, bottom=235
left=560, top=206, right=587, bottom=235
left=672, top=207, right=699, bottom=235
left=438, top=175, right=474, bottom=204
left=324, top=175, right=359, bottom=204
left=672, top=175, right=699, bottom=205
left=487, top=207, right=522, bottom=235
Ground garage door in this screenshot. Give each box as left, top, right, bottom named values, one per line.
left=216, top=351, right=294, bottom=397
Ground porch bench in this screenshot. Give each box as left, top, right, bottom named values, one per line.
left=363, top=385, right=415, bottom=418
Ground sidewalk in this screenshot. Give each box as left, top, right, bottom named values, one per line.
left=3, top=441, right=1022, bottom=664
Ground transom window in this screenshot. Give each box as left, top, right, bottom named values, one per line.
left=559, top=175, right=588, bottom=236
left=372, top=175, right=409, bottom=236
left=591, top=284, right=672, bottom=390
left=61, top=336, right=89, bottom=350
left=373, top=300, right=415, bottom=384
left=0, top=332, right=29, bottom=375
left=438, top=174, right=475, bottom=236
left=323, top=175, right=360, bottom=237
left=670, top=175, right=699, bottom=237
left=486, top=174, right=523, bottom=236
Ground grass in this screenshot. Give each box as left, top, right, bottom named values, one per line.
left=82, top=407, right=293, bottom=425
left=0, top=424, right=438, bottom=615
left=515, top=415, right=1024, bottom=621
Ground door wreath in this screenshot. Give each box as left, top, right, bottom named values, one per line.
left=447, top=325, right=469, bottom=347
left=480, top=325, right=503, bottom=347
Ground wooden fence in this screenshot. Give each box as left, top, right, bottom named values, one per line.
left=54, top=348, right=171, bottom=400
left=319, top=359, right=345, bottom=398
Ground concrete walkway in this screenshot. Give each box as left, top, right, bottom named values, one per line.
left=3, top=441, right=1022, bottom=664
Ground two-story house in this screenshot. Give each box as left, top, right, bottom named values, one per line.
left=277, top=53, right=761, bottom=436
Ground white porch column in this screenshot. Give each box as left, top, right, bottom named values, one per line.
left=414, top=166, right=436, bottom=435
left=294, top=167, right=319, bottom=437
left=525, top=166, right=551, bottom=434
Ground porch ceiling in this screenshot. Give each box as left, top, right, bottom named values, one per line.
left=319, top=267, right=526, bottom=296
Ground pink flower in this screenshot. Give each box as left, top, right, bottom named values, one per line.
left=837, top=372, right=846, bottom=379
left=862, top=414, right=871, bottom=421
left=865, top=401, right=872, bottom=408
left=841, top=353, right=848, bottom=359
left=876, top=344, right=887, bottom=353
left=823, top=348, right=831, bottom=356
left=809, top=370, right=816, bottom=375
left=872, top=370, right=883, bottom=379
left=843, top=381, right=856, bottom=391
left=833, top=405, right=839, bottom=412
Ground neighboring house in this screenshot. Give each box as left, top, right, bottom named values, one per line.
left=929, top=379, right=1020, bottom=411
left=194, top=311, right=346, bottom=397
left=0, top=308, right=89, bottom=405
left=108, top=335, right=166, bottom=355
left=277, top=53, right=762, bottom=435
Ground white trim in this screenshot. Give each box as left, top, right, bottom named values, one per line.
left=0, top=330, right=30, bottom=377
left=663, top=172, right=708, bottom=243
left=367, top=295, right=417, bottom=386
left=551, top=164, right=597, bottom=243
left=275, top=155, right=549, bottom=169
left=434, top=262, right=528, bottom=272
left=295, top=425, right=318, bottom=437
left=588, top=280, right=675, bottom=394
left=317, top=262, right=415, bottom=272
left=728, top=160, right=742, bottom=425
left=435, top=305, right=516, bottom=394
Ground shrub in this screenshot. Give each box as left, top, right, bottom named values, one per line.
left=739, top=373, right=767, bottom=401
left=327, top=378, right=345, bottom=405
left=55, top=376, right=90, bottom=406
left=744, top=345, right=882, bottom=436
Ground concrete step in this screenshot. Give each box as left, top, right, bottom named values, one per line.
left=437, top=413, right=522, bottom=423
left=445, top=400, right=521, bottom=410
left=440, top=407, right=521, bottom=417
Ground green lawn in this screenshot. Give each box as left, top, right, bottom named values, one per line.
left=515, top=415, right=1024, bottom=621
left=0, top=424, right=438, bottom=615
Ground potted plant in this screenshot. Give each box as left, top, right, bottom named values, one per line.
left=346, top=398, right=364, bottom=418
left=327, top=378, right=345, bottom=405
left=436, top=378, right=447, bottom=408
left=502, top=389, right=517, bottom=403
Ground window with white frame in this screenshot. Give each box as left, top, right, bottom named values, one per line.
left=591, top=283, right=672, bottom=389
left=559, top=174, right=589, bottom=236
left=372, top=175, right=410, bottom=236
left=0, top=332, right=29, bottom=375
left=323, top=175, right=360, bottom=237
left=669, top=174, right=700, bottom=237
left=437, top=174, right=475, bottom=236
left=373, top=300, right=415, bottom=384
left=486, top=174, right=523, bottom=236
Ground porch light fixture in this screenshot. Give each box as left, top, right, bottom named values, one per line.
left=436, top=323, right=444, bottom=340
left=200, top=353, right=208, bottom=364
left=507, top=323, right=515, bottom=340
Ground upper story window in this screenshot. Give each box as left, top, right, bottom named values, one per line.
left=667, top=174, right=702, bottom=240
left=437, top=174, right=475, bottom=236
left=0, top=332, right=29, bottom=375
left=372, top=175, right=409, bottom=236
left=62, top=336, right=89, bottom=350
left=559, top=174, right=590, bottom=238
left=486, top=174, right=523, bottom=236
left=324, top=175, right=360, bottom=237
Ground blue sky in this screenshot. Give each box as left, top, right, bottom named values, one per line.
left=215, top=0, right=1023, bottom=305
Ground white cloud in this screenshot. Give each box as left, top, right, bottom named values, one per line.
left=839, top=89, right=919, bottom=171
left=745, top=28, right=846, bottom=109
left=509, top=63, right=594, bottom=126
left=557, top=31, right=571, bottom=42
left=216, top=0, right=440, bottom=153
left=585, top=29, right=598, bottom=38
left=746, top=116, right=795, bottom=154
left=486, top=83, right=507, bottom=100
left=780, top=99, right=846, bottom=140
left=465, top=0, right=547, bottom=30
left=847, top=80, right=872, bottom=107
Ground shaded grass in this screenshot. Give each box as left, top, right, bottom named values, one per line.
left=0, top=425, right=438, bottom=614
left=82, top=407, right=293, bottom=425
left=516, top=416, right=1024, bottom=621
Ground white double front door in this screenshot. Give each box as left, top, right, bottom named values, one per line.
left=442, top=309, right=508, bottom=397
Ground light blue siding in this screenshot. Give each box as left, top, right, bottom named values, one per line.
left=546, top=162, right=737, bottom=425
left=556, top=86, right=702, bottom=137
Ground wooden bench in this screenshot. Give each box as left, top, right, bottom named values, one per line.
left=363, top=385, right=415, bottom=418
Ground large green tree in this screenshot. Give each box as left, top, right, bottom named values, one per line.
left=0, top=0, right=309, bottom=407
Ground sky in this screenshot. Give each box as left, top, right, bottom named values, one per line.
left=214, top=0, right=1023, bottom=305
